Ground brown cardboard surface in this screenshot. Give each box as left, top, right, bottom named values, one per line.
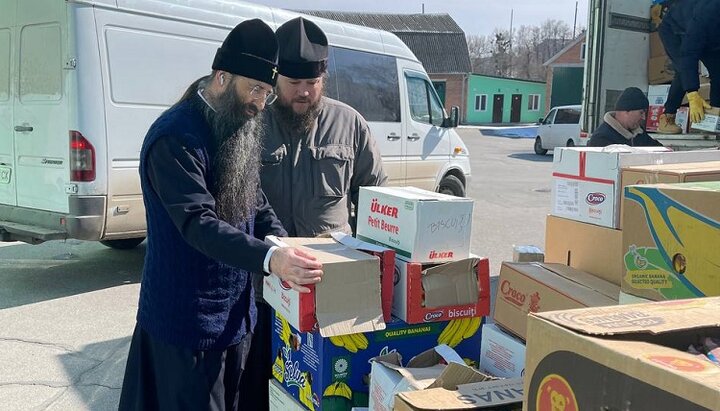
left=272, top=237, right=385, bottom=336
left=622, top=182, right=720, bottom=301
left=648, top=55, right=675, bottom=85
left=421, top=258, right=479, bottom=308
left=395, top=374, right=523, bottom=411
left=493, top=262, right=619, bottom=340
left=545, top=215, right=624, bottom=285
left=619, top=161, right=720, bottom=229
left=649, top=31, right=666, bottom=58
left=524, top=298, right=720, bottom=410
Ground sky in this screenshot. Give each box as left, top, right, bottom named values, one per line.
left=255, top=0, right=589, bottom=37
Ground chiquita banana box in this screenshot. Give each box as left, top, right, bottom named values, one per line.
left=270, top=310, right=482, bottom=411
left=622, top=182, right=720, bottom=300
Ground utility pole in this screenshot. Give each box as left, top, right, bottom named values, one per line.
left=422, top=3, right=425, bottom=13
left=573, top=1, right=578, bottom=38
left=509, top=8, right=514, bottom=77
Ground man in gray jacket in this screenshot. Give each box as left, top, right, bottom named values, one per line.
left=241, top=17, right=387, bottom=409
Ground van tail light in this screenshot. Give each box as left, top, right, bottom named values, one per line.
left=579, top=131, right=589, bottom=143
left=70, top=130, right=96, bottom=182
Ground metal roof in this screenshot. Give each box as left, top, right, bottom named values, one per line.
left=301, top=11, right=472, bottom=73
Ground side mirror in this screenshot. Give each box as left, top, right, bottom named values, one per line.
left=444, top=106, right=460, bottom=128
left=538, top=118, right=545, bottom=125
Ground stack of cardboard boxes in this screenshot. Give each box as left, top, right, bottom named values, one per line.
left=519, top=146, right=720, bottom=409
left=264, top=186, right=494, bottom=410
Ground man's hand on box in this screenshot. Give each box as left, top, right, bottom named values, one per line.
left=687, top=91, right=711, bottom=123
left=270, top=247, right=323, bottom=293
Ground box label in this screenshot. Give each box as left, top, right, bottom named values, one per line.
left=554, top=180, right=580, bottom=217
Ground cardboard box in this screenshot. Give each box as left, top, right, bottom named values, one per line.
left=618, top=291, right=652, bottom=305
left=545, top=215, right=623, bottom=285
left=269, top=380, right=307, bottom=411
left=524, top=297, right=720, bottom=411
left=648, top=84, right=671, bottom=105
left=393, top=257, right=490, bottom=324
left=622, top=182, right=720, bottom=300
left=620, top=161, right=720, bottom=229
left=356, top=186, right=473, bottom=263
left=648, top=55, right=675, bottom=85
left=263, top=236, right=385, bottom=336
left=691, top=107, right=720, bottom=133
left=551, top=147, right=720, bottom=228
left=646, top=105, right=665, bottom=132
left=493, top=262, right=619, bottom=340
left=649, top=31, right=666, bottom=58
left=486, top=271, right=499, bottom=325
left=479, top=324, right=526, bottom=378
left=370, top=348, right=523, bottom=411
left=512, top=245, right=544, bottom=262
left=272, top=311, right=483, bottom=411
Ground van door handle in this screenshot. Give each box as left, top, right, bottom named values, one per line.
left=407, top=134, right=421, bottom=141
left=14, top=125, right=33, bottom=133
left=387, top=133, right=400, bottom=141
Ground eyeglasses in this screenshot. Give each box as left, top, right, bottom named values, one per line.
left=249, top=85, right=277, bottom=105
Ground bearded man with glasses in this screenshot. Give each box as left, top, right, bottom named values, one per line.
left=119, top=19, right=324, bottom=411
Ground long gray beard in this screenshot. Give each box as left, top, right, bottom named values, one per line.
left=201, top=86, right=263, bottom=226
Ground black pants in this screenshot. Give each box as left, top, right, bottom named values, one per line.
left=660, top=24, right=720, bottom=113
left=118, top=324, right=253, bottom=411
left=238, top=301, right=272, bottom=411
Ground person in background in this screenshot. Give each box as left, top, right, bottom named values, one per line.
left=588, top=87, right=663, bottom=147
left=118, top=19, right=323, bottom=411
left=240, top=17, right=387, bottom=410
left=655, top=0, right=720, bottom=133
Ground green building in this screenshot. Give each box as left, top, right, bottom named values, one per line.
left=465, top=74, right=546, bottom=124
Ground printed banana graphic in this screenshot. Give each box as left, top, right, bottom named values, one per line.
left=438, top=317, right=481, bottom=348
left=300, top=371, right=315, bottom=411
left=277, top=311, right=292, bottom=347
left=271, top=349, right=285, bottom=383
left=329, top=333, right=369, bottom=353
left=323, top=381, right=353, bottom=400
left=626, top=186, right=720, bottom=296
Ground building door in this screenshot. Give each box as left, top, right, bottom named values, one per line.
left=510, top=94, right=522, bottom=123
left=492, top=94, right=504, bottom=123
left=432, top=81, right=446, bottom=106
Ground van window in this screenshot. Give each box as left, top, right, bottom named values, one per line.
left=0, top=30, right=9, bottom=101
left=406, top=75, right=444, bottom=126
left=555, top=108, right=581, bottom=124
left=543, top=109, right=557, bottom=124
left=20, top=24, right=62, bottom=102
left=328, top=47, right=400, bottom=122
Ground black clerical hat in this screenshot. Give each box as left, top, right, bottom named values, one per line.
left=212, top=19, right=279, bottom=86
left=276, top=17, right=329, bottom=79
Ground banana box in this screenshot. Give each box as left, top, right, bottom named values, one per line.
left=392, top=257, right=491, bottom=324
left=270, top=310, right=483, bottom=411
left=524, top=297, right=720, bottom=411
left=622, top=182, right=720, bottom=300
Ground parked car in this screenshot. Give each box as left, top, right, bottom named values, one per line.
left=534, top=105, right=583, bottom=155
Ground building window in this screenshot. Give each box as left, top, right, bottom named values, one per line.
left=474, top=94, right=488, bottom=111
left=528, top=94, right=540, bottom=111
left=581, top=42, right=586, bottom=60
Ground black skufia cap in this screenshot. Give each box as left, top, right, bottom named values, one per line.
left=614, top=87, right=649, bottom=111
left=212, top=19, right=279, bottom=86
left=276, top=17, right=328, bottom=79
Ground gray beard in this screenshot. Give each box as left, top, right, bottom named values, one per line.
left=273, top=97, right=322, bottom=135
left=201, top=85, right=263, bottom=226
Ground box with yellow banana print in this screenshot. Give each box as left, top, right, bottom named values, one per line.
left=270, top=309, right=482, bottom=411
left=623, top=182, right=720, bottom=300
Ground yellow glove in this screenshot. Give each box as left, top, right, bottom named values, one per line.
left=687, top=91, right=711, bottom=123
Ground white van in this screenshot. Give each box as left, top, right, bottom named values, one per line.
left=534, top=104, right=583, bottom=155
left=0, top=0, right=470, bottom=248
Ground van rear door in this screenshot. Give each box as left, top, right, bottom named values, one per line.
left=0, top=0, right=16, bottom=206
left=12, top=0, right=71, bottom=213
left=583, top=0, right=650, bottom=133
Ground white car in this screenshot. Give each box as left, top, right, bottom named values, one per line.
left=534, top=105, right=583, bottom=155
